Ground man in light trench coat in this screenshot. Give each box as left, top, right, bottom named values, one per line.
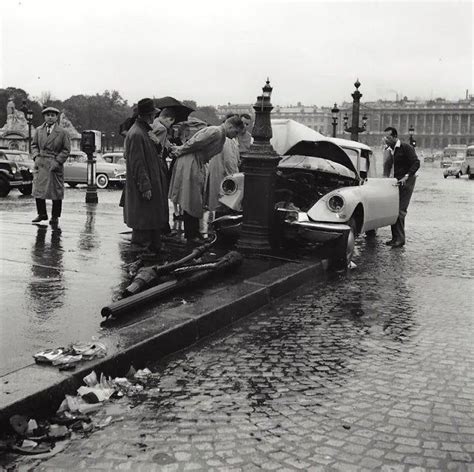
left=31, top=107, right=71, bottom=226
left=168, top=115, right=244, bottom=243
left=123, top=98, right=168, bottom=253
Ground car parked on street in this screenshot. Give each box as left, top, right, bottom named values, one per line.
left=443, top=160, right=465, bottom=178
left=214, top=119, right=399, bottom=268
left=64, top=151, right=126, bottom=189
left=0, top=150, right=33, bottom=197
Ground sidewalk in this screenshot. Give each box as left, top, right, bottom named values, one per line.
left=0, top=189, right=329, bottom=426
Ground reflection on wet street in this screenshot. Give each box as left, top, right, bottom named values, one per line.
left=27, top=165, right=474, bottom=469
left=0, top=190, right=129, bottom=376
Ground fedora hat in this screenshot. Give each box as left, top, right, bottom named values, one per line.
left=137, top=98, right=159, bottom=116
left=42, top=106, right=60, bottom=115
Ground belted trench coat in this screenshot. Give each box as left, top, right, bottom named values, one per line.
left=31, top=124, right=71, bottom=200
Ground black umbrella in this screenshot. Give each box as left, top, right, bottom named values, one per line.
left=153, top=97, right=195, bottom=124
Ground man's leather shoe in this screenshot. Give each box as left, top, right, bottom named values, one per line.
left=385, top=239, right=396, bottom=246
left=32, top=215, right=48, bottom=223
left=49, top=217, right=59, bottom=226
left=391, top=240, right=405, bottom=248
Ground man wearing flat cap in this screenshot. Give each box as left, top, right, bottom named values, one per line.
left=31, top=107, right=71, bottom=226
left=123, top=98, right=168, bottom=253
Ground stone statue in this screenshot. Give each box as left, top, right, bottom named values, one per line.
left=7, top=97, right=16, bottom=116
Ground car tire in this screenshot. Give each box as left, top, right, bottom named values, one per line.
left=96, top=174, right=109, bottom=189
left=456, top=172, right=460, bottom=178
left=19, top=184, right=32, bottom=195
left=67, top=182, right=78, bottom=188
left=331, top=217, right=356, bottom=271
left=0, top=174, right=10, bottom=197
left=444, top=175, right=447, bottom=179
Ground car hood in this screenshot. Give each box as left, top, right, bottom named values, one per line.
left=270, top=119, right=357, bottom=175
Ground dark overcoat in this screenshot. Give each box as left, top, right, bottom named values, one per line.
left=123, top=119, right=168, bottom=230
left=31, top=124, right=71, bottom=200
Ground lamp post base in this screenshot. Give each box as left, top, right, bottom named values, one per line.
left=237, top=144, right=280, bottom=253
left=85, top=189, right=98, bottom=204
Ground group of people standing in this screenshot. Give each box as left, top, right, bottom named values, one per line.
left=122, top=98, right=250, bottom=253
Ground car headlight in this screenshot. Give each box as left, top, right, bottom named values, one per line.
left=11, top=166, right=16, bottom=174
left=221, top=178, right=237, bottom=195
left=327, top=194, right=345, bottom=212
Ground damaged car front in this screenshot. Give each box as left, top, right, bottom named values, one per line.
left=214, top=120, right=399, bottom=268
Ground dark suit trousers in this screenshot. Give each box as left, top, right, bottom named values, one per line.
left=391, top=175, right=416, bottom=243
left=36, top=198, right=62, bottom=218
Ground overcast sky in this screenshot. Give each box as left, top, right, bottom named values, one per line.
left=0, top=0, right=472, bottom=107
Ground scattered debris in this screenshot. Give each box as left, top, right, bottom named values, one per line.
left=33, top=342, right=107, bottom=369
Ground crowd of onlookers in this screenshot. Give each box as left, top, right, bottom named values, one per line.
left=120, top=98, right=252, bottom=253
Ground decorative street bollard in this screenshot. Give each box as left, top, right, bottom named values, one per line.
left=237, top=79, right=281, bottom=253
left=81, top=131, right=98, bottom=204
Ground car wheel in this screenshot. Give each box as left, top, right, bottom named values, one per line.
left=443, top=175, right=447, bottom=179
left=0, top=174, right=10, bottom=197
left=19, top=184, right=32, bottom=195
left=96, top=174, right=109, bottom=189
left=67, top=182, right=78, bottom=188
left=331, top=217, right=356, bottom=270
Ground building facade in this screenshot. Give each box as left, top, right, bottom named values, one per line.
left=217, top=96, right=474, bottom=152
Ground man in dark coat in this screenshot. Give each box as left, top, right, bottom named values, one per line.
left=123, top=98, right=168, bottom=253
left=383, top=127, right=420, bottom=248
left=31, top=106, right=71, bottom=226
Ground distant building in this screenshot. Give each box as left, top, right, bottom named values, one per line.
left=218, top=95, right=474, bottom=151
left=216, top=102, right=332, bottom=135
left=338, top=96, right=474, bottom=150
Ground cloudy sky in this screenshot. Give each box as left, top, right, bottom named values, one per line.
left=0, top=0, right=472, bottom=107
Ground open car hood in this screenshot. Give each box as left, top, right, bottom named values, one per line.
left=270, top=119, right=358, bottom=175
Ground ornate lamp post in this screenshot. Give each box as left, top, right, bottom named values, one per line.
left=343, top=79, right=368, bottom=142
left=237, top=79, right=281, bottom=253
left=409, top=124, right=416, bottom=147
left=26, top=109, right=34, bottom=154
left=81, top=131, right=98, bottom=204
left=331, top=103, right=339, bottom=138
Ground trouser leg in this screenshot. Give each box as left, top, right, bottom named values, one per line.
left=35, top=198, right=47, bottom=216
left=183, top=211, right=200, bottom=239
left=52, top=200, right=62, bottom=218
left=391, top=176, right=416, bottom=244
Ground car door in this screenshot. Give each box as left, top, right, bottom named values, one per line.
left=65, top=155, right=87, bottom=183
left=359, top=177, right=399, bottom=231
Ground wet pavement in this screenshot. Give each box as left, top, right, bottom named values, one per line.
left=5, top=164, right=472, bottom=471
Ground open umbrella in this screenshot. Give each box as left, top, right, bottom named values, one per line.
left=153, top=97, right=195, bottom=124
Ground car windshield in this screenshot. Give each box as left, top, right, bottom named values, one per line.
left=6, top=153, right=29, bottom=162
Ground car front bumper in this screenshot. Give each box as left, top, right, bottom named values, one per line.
left=213, top=212, right=351, bottom=243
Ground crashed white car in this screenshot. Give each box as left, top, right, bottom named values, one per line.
left=214, top=119, right=400, bottom=268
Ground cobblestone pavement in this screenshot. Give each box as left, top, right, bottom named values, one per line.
left=9, top=166, right=474, bottom=471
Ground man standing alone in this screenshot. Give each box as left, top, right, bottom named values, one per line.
left=383, top=126, right=420, bottom=248
left=31, top=107, right=71, bottom=227
left=123, top=98, right=168, bottom=253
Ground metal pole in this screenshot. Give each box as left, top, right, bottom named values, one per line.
left=28, top=122, right=32, bottom=154
left=85, top=151, right=98, bottom=204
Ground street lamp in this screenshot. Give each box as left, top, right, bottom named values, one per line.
left=237, top=78, right=281, bottom=253
left=101, top=133, right=106, bottom=153
left=331, top=103, right=339, bottom=138
left=343, top=79, right=368, bottom=142
left=110, top=132, right=116, bottom=152
left=409, top=125, right=416, bottom=147
left=26, top=109, right=33, bottom=154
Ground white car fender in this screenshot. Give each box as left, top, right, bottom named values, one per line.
left=307, top=186, right=364, bottom=225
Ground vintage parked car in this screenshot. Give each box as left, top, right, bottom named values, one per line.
left=102, top=152, right=125, bottom=165
left=0, top=150, right=33, bottom=197
left=214, top=119, right=399, bottom=268
left=443, top=160, right=465, bottom=178
left=64, top=151, right=126, bottom=189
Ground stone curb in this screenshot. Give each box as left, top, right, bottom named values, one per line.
left=0, top=258, right=327, bottom=428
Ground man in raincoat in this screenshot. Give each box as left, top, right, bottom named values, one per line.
left=123, top=98, right=168, bottom=253
left=31, top=107, right=71, bottom=226
left=168, top=115, right=244, bottom=243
